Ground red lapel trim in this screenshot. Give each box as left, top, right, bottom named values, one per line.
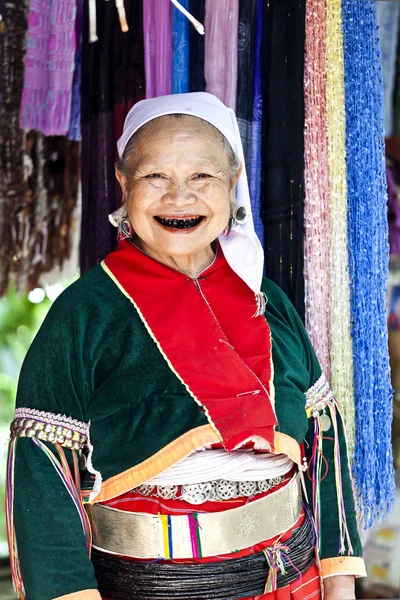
left=103, top=240, right=277, bottom=451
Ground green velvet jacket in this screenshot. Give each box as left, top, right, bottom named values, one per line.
left=10, top=262, right=366, bottom=600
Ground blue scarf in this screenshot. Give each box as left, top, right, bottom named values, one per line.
left=249, top=0, right=264, bottom=246
left=172, top=0, right=190, bottom=93
left=342, top=0, right=395, bottom=526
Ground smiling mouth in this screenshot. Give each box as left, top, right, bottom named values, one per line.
left=154, top=216, right=206, bottom=230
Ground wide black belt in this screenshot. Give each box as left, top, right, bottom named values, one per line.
left=91, top=515, right=315, bottom=600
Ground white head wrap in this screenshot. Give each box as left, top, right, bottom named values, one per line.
left=115, top=92, right=264, bottom=293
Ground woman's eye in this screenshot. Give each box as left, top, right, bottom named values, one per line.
left=146, top=173, right=164, bottom=179
left=194, top=173, right=210, bottom=179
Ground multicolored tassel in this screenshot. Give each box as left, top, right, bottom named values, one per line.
left=5, top=437, right=24, bottom=599
left=263, top=543, right=289, bottom=593
left=5, top=436, right=92, bottom=598
left=307, top=399, right=353, bottom=556
left=30, top=438, right=92, bottom=552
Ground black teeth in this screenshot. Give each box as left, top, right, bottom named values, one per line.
left=155, top=216, right=204, bottom=229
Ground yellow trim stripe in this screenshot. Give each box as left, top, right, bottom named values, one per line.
left=160, top=514, right=170, bottom=559
left=101, top=260, right=223, bottom=442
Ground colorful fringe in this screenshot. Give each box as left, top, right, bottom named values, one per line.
left=342, top=0, right=395, bottom=526
left=5, top=438, right=24, bottom=599
left=172, top=0, right=190, bottom=94
left=307, top=399, right=353, bottom=556
left=5, top=437, right=91, bottom=598
left=325, top=0, right=355, bottom=457
left=303, top=0, right=331, bottom=380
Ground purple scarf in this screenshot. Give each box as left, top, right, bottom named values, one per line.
left=204, top=0, right=239, bottom=110
left=143, top=0, right=172, bottom=98
left=20, top=0, right=76, bottom=135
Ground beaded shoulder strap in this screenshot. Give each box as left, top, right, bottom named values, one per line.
left=305, top=373, right=334, bottom=418
left=10, top=407, right=88, bottom=451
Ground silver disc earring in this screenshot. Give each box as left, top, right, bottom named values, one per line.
left=232, top=205, right=249, bottom=226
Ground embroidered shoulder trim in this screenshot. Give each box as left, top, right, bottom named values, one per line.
left=305, top=373, right=334, bottom=417
left=10, top=407, right=88, bottom=451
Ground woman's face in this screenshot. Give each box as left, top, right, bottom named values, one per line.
left=116, top=116, right=240, bottom=260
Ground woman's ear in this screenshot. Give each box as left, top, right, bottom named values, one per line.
left=230, top=163, right=243, bottom=192
left=115, top=169, right=128, bottom=198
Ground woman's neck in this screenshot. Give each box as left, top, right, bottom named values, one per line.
left=132, top=238, right=216, bottom=279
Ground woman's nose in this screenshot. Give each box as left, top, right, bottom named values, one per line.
left=161, top=182, right=196, bottom=205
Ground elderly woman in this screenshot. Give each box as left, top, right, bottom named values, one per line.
left=7, top=93, right=366, bottom=600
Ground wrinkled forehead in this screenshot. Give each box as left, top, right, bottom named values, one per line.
left=133, top=114, right=223, bottom=144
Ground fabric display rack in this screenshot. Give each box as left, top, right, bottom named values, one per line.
left=0, top=0, right=395, bottom=532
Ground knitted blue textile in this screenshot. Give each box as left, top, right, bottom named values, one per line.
left=342, top=0, right=395, bottom=527
left=172, top=1, right=190, bottom=94
left=249, top=0, right=264, bottom=246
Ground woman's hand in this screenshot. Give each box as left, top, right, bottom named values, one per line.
left=323, top=575, right=355, bottom=600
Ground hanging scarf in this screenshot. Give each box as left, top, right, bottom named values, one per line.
left=204, top=0, right=239, bottom=111
left=325, top=0, right=355, bottom=454
left=375, top=2, right=399, bottom=137
left=80, top=0, right=118, bottom=273
left=303, top=0, right=331, bottom=379
left=260, top=0, right=306, bottom=318
left=0, top=0, right=29, bottom=295
left=172, top=0, right=190, bottom=93
left=20, top=0, right=76, bottom=135
left=113, top=0, right=146, bottom=148
left=342, top=0, right=395, bottom=526
left=236, top=0, right=256, bottom=171
left=189, top=0, right=205, bottom=92
left=69, top=0, right=83, bottom=141
left=249, top=0, right=264, bottom=247
left=143, top=0, right=172, bottom=99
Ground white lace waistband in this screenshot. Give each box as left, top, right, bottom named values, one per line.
left=145, top=449, right=294, bottom=486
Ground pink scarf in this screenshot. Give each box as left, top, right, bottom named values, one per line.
left=20, top=0, right=76, bottom=135
left=303, top=0, right=331, bottom=380
left=143, top=0, right=172, bottom=98
left=204, top=0, right=239, bottom=110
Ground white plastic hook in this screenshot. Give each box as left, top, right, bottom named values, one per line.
left=169, top=0, right=205, bottom=35
left=116, top=0, right=129, bottom=33
left=88, top=0, right=98, bottom=43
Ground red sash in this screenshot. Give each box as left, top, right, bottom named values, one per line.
left=104, top=240, right=277, bottom=451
